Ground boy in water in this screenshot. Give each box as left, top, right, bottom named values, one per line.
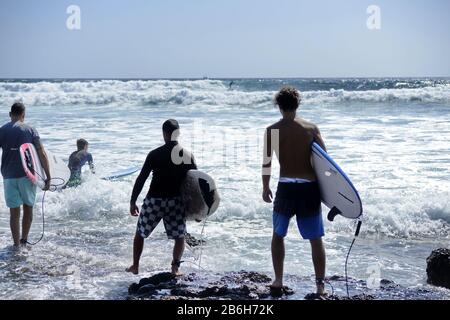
left=262, top=87, right=327, bottom=297
left=67, top=139, right=95, bottom=188
left=127, top=119, right=197, bottom=276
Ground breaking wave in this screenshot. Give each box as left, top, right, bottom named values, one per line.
left=1, top=79, right=449, bottom=107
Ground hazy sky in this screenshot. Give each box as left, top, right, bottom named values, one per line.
left=0, top=0, right=449, bottom=78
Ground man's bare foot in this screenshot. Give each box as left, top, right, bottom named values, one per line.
left=171, top=260, right=183, bottom=277
left=269, top=280, right=283, bottom=297
left=316, top=286, right=326, bottom=296
left=171, top=264, right=183, bottom=277
left=171, top=269, right=183, bottom=277
left=271, top=279, right=283, bottom=289
left=316, top=279, right=326, bottom=296
left=126, top=265, right=139, bottom=275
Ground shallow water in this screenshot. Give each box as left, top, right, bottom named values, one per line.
left=0, top=78, right=449, bottom=299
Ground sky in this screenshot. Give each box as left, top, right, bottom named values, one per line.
left=0, top=0, right=449, bottom=78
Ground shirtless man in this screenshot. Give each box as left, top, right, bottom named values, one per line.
left=262, top=86, right=327, bottom=296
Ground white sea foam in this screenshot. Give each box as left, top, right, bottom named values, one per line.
left=1, top=80, right=449, bottom=107
left=302, top=85, right=450, bottom=104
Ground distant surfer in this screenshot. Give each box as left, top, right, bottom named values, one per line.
left=229, top=80, right=234, bottom=90
left=0, top=102, right=51, bottom=248
left=262, top=87, right=328, bottom=297
left=66, top=139, right=95, bottom=188
left=126, top=119, right=197, bottom=276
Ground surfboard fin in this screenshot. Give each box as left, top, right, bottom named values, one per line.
left=24, top=149, right=35, bottom=174
left=327, top=206, right=342, bottom=222
left=198, top=178, right=215, bottom=209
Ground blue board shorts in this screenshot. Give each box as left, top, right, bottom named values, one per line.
left=273, top=181, right=325, bottom=240
left=273, top=211, right=324, bottom=240
left=3, top=177, right=37, bottom=208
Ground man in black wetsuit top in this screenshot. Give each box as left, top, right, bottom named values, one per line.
left=126, top=119, right=197, bottom=276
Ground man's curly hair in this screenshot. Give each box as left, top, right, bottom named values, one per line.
left=275, top=86, right=301, bottom=111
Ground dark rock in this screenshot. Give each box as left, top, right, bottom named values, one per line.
left=137, top=284, right=157, bottom=295
left=128, top=283, right=140, bottom=295
left=270, top=285, right=294, bottom=298
left=380, top=279, right=395, bottom=286
left=426, top=248, right=450, bottom=289
left=350, top=294, right=376, bottom=300
left=198, top=285, right=230, bottom=298
left=138, top=272, right=175, bottom=286
left=282, top=286, right=295, bottom=296
left=328, top=275, right=343, bottom=281
left=304, top=293, right=375, bottom=300
left=304, top=293, right=328, bottom=300
left=379, top=279, right=401, bottom=291
left=128, top=271, right=293, bottom=300
left=128, top=272, right=176, bottom=294
left=129, top=271, right=449, bottom=300
left=161, top=295, right=190, bottom=301
left=239, top=285, right=251, bottom=295
left=220, top=270, right=272, bottom=284
left=171, top=288, right=198, bottom=298
left=183, top=273, right=199, bottom=282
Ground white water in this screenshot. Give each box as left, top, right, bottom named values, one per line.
left=0, top=79, right=449, bottom=299
left=1, top=79, right=450, bottom=107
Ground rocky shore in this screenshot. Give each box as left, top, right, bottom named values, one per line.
left=127, top=269, right=449, bottom=300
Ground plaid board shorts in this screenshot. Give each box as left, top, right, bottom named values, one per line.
left=136, top=197, right=186, bottom=240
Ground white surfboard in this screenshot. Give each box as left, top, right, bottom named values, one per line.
left=102, top=166, right=141, bottom=180
left=20, top=143, right=70, bottom=191
left=311, top=142, right=362, bottom=220
left=181, top=170, right=220, bottom=222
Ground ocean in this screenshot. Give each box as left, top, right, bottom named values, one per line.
left=0, top=78, right=449, bottom=299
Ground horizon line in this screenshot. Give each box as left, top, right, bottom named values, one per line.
left=1, top=76, right=450, bottom=81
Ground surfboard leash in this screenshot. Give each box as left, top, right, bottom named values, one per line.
left=26, top=189, right=47, bottom=246
left=26, top=175, right=66, bottom=246
left=344, top=218, right=363, bottom=298
left=197, top=208, right=210, bottom=270
left=184, top=207, right=211, bottom=272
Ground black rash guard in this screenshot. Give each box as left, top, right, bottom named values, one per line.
left=130, top=141, right=197, bottom=203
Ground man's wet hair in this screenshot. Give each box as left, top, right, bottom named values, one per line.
left=10, top=102, right=25, bottom=116
left=162, top=119, right=180, bottom=137
left=77, top=138, right=89, bottom=151
left=275, top=86, right=301, bottom=111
